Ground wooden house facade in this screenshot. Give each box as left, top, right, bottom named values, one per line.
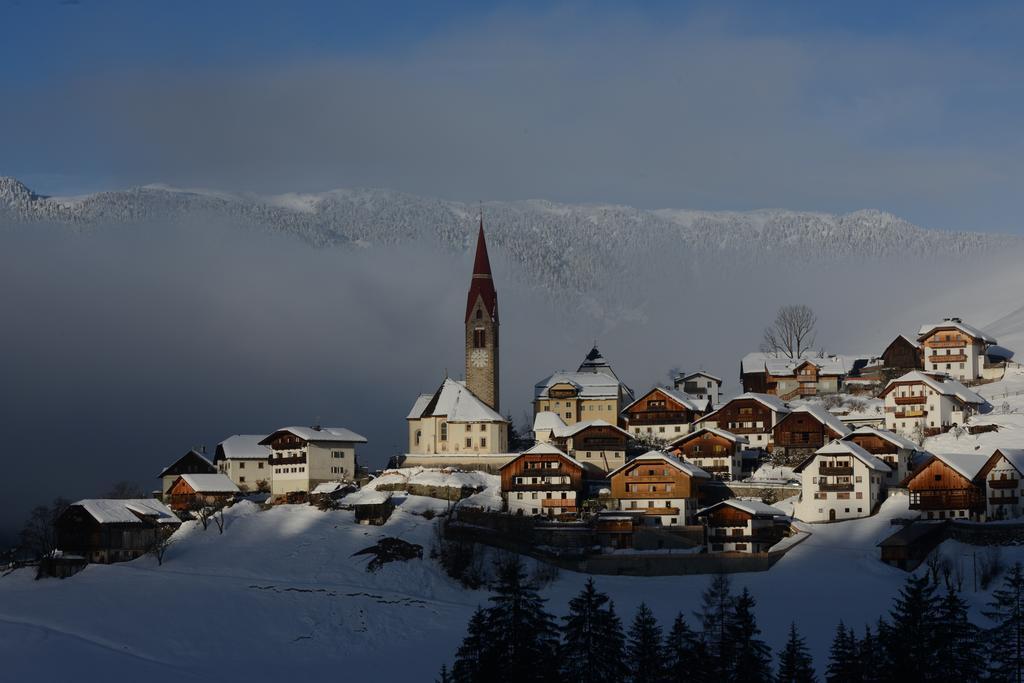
left=554, top=419, right=631, bottom=475
left=881, top=335, right=923, bottom=374
left=695, top=393, right=790, bottom=451
left=55, top=499, right=180, bottom=564
left=623, top=387, right=709, bottom=443
left=842, top=426, right=918, bottom=488
left=608, top=451, right=710, bottom=525
left=667, top=427, right=748, bottom=481
left=167, top=473, right=240, bottom=512
left=771, top=405, right=850, bottom=460
left=500, top=444, right=586, bottom=517
left=696, top=499, right=785, bottom=553
left=157, top=449, right=216, bottom=501
left=900, top=452, right=986, bottom=520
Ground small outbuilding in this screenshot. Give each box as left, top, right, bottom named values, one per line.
left=167, top=473, right=240, bottom=511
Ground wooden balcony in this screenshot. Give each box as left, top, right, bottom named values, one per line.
left=520, top=467, right=572, bottom=477
left=895, top=410, right=926, bottom=419
left=511, top=482, right=572, bottom=491
left=819, top=465, right=854, bottom=476
left=990, top=479, right=1020, bottom=489
left=910, top=489, right=982, bottom=511
left=627, top=412, right=689, bottom=425
left=776, top=436, right=824, bottom=448
left=819, top=482, right=854, bottom=492
left=990, top=496, right=1019, bottom=506
left=927, top=339, right=966, bottom=349
left=929, top=354, right=967, bottom=363
left=642, top=507, right=681, bottom=516
left=702, top=465, right=732, bottom=473
left=541, top=498, right=576, bottom=508
left=624, top=474, right=675, bottom=482
left=272, top=455, right=307, bottom=465
left=894, top=395, right=926, bottom=405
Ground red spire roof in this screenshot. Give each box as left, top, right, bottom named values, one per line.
left=465, top=215, right=498, bottom=323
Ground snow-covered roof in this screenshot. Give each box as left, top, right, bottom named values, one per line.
left=178, top=473, right=240, bottom=494
left=678, top=371, right=722, bottom=384
left=554, top=418, right=632, bottom=440
left=311, top=481, right=346, bottom=495
left=697, top=498, right=784, bottom=518
left=157, top=449, right=215, bottom=478
left=534, top=369, right=624, bottom=400
left=991, top=449, right=1024, bottom=476
left=888, top=334, right=921, bottom=350
left=741, top=352, right=868, bottom=377
left=696, top=392, right=790, bottom=424
left=794, top=440, right=890, bottom=473
left=778, top=405, right=851, bottom=437
left=406, top=394, right=433, bottom=420
left=532, top=411, right=567, bottom=433
left=217, top=435, right=271, bottom=460
left=261, top=426, right=368, bottom=444
left=408, top=379, right=506, bottom=423
left=922, top=451, right=989, bottom=481
left=72, top=498, right=179, bottom=525
left=622, top=386, right=708, bottom=413
left=844, top=426, right=919, bottom=451
left=879, top=371, right=986, bottom=405
left=503, top=443, right=585, bottom=470
left=607, top=450, right=711, bottom=479
left=668, top=427, right=748, bottom=447
left=918, top=320, right=996, bottom=344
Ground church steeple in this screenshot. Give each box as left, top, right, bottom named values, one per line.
left=465, top=214, right=500, bottom=411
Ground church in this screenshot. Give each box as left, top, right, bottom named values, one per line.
left=402, top=218, right=513, bottom=468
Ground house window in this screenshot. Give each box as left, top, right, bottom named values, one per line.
left=440, top=423, right=448, bottom=441
left=239, top=462, right=245, bottom=469
left=465, top=437, right=472, bottom=448
left=481, top=438, right=487, bottom=448
left=240, top=476, right=246, bottom=483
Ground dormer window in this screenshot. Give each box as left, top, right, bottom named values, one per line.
left=476, top=309, right=482, bottom=320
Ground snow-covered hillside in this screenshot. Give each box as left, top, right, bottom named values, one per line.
left=1, top=176, right=1015, bottom=299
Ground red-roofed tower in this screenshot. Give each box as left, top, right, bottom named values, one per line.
left=465, top=214, right=500, bottom=411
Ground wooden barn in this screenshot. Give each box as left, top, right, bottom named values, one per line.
left=55, top=499, right=181, bottom=564
left=167, top=473, right=240, bottom=511
left=881, top=335, right=924, bottom=374
left=900, top=452, right=986, bottom=520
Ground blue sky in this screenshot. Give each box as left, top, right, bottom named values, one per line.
left=2, top=0, right=1024, bottom=231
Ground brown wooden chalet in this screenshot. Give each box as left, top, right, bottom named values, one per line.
left=881, top=335, right=924, bottom=373
left=695, top=393, right=789, bottom=451
left=696, top=499, right=785, bottom=553
left=622, top=386, right=709, bottom=431
left=167, top=473, right=240, bottom=511
left=55, top=499, right=181, bottom=564
left=157, top=449, right=216, bottom=499
left=607, top=451, right=709, bottom=522
left=667, top=428, right=748, bottom=480
left=501, top=444, right=586, bottom=517
left=771, top=405, right=849, bottom=457
left=900, top=452, right=986, bottom=520
left=551, top=418, right=632, bottom=474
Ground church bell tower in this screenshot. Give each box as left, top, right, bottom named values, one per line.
left=465, top=215, right=500, bottom=411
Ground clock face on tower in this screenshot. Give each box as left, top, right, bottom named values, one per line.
left=470, top=348, right=489, bottom=368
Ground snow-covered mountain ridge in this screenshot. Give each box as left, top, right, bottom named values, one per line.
left=1, top=176, right=1015, bottom=296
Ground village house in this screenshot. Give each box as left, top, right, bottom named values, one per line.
left=900, top=451, right=988, bottom=521
left=554, top=419, right=631, bottom=475
left=406, top=378, right=510, bottom=460
left=793, top=440, right=890, bottom=522
left=977, top=448, right=1024, bottom=520
left=842, top=426, right=919, bottom=489
left=214, top=434, right=271, bottom=492
left=771, top=404, right=851, bottom=461
left=261, top=426, right=367, bottom=496
left=694, top=392, right=790, bottom=451
left=166, top=473, right=240, bottom=512
left=607, top=451, right=710, bottom=526
left=917, top=318, right=997, bottom=382
left=55, top=498, right=181, bottom=564
left=500, top=443, right=586, bottom=517
left=879, top=371, right=987, bottom=439
left=622, top=386, right=710, bottom=443
left=740, top=352, right=865, bottom=399
left=156, top=449, right=217, bottom=501
left=667, top=427, right=748, bottom=481
left=696, top=499, right=786, bottom=553
left=533, top=346, right=634, bottom=428
left=673, top=371, right=723, bottom=405
left=880, top=334, right=924, bottom=376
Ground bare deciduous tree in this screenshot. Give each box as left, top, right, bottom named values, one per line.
left=149, top=532, right=173, bottom=566
left=104, top=481, right=145, bottom=499
left=20, top=498, right=70, bottom=578
left=760, top=305, right=818, bottom=359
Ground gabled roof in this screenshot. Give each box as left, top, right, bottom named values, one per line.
left=216, top=435, right=271, bottom=461
left=918, top=320, right=996, bottom=344
left=157, top=449, right=216, bottom=478
left=741, top=352, right=865, bottom=377
left=70, top=498, right=180, bottom=525
left=696, top=498, right=784, bottom=518
left=406, top=379, right=506, bottom=423
left=534, top=369, right=625, bottom=400
left=502, top=443, right=585, bottom=471
left=678, top=371, right=722, bottom=384
left=555, top=418, right=632, bottom=440
left=667, top=427, right=748, bottom=448
left=622, top=386, right=709, bottom=414
left=606, top=450, right=711, bottom=480
left=311, top=481, right=347, bottom=495
left=696, top=392, right=790, bottom=425
left=844, top=426, right=919, bottom=451
left=900, top=451, right=988, bottom=486
left=177, top=473, right=240, bottom=494
left=980, top=449, right=1024, bottom=479
left=259, top=426, right=368, bottom=445
left=775, top=405, right=851, bottom=438
left=884, top=334, right=921, bottom=351
left=879, top=371, right=986, bottom=404
left=532, top=411, right=567, bottom=433
left=793, top=439, right=890, bottom=473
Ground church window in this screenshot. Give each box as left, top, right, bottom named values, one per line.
left=440, top=423, right=448, bottom=441
left=415, top=430, right=422, bottom=446
left=476, top=309, right=482, bottom=320
left=473, top=329, right=486, bottom=348
left=465, top=437, right=472, bottom=447
left=481, top=437, right=487, bottom=448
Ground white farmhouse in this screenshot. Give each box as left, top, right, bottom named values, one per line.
left=879, top=371, right=986, bottom=439
left=842, top=426, right=919, bottom=489
left=673, top=371, right=723, bottom=406
left=214, top=435, right=272, bottom=492
left=917, top=318, right=996, bottom=381
left=979, top=448, right=1024, bottom=520
left=793, top=440, right=890, bottom=522
left=261, top=426, right=366, bottom=496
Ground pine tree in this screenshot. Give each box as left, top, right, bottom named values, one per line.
left=695, top=573, right=736, bottom=678
left=485, top=557, right=560, bottom=683
left=884, top=574, right=939, bottom=681
left=825, top=622, right=859, bottom=683
left=776, top=622, right=816, bottom=683
left=984, top=562, right=1024, bottom=683
left=437, top=664, right=452, bottom=683
left=627, top=602, right=666, bottom=683
left=452, top=607, right=497, bottom=683
left=857, top=624, right=881, bottom=683
left=932, top=587, right=985, bottom=683
left=664, top=612, right=708, bottom=683
left=730, top=588, right=773, bottom=683
left=560, top=578, right=627, bottom=683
